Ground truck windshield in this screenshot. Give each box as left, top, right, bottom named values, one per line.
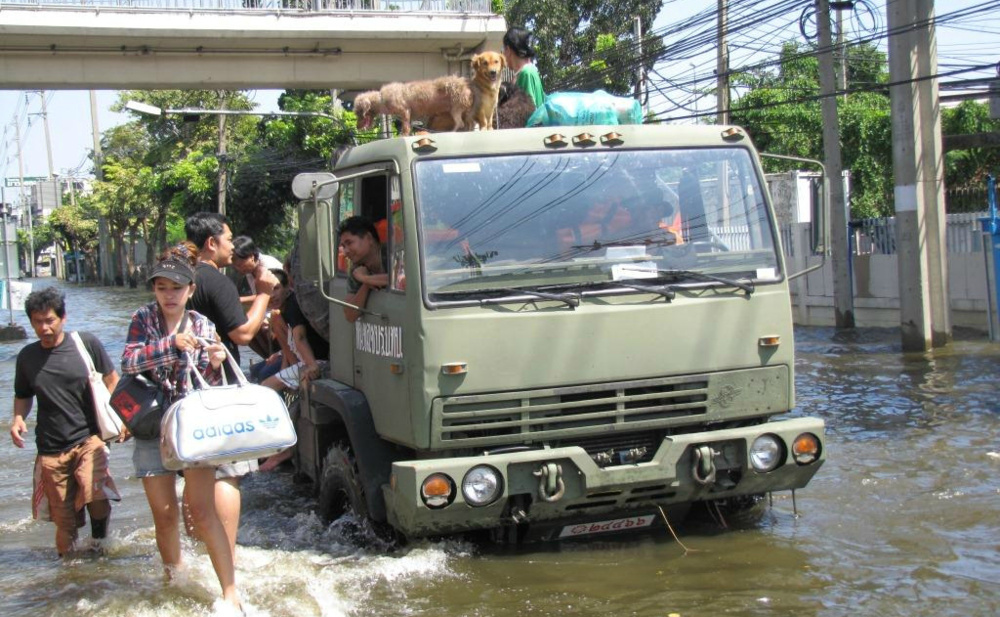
left=414, top=148, right=780, bottom=302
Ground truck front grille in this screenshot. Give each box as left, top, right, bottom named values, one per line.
left=432, top=375, right=709, bottom=449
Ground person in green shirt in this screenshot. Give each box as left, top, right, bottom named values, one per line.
left=503, top=27, right=545, bottom=109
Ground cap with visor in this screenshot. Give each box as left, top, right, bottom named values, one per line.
left=147, top=257, right=196, bottom=285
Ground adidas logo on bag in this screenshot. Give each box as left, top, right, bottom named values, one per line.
left=192, top=421, right=255, bottom=440
left=259, top=414, right=280, bottom=430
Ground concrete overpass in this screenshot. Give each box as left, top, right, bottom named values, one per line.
left=0, top=0, right=506, bottom=91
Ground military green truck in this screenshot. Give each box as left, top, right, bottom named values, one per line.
left=290, top=123, right=826, bottom=542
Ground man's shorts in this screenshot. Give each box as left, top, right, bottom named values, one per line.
left=133, top=436, right=258, bottom=480
left=275, top=360, right=327, bottom=390
left=33, top=435, right=120, bottom=530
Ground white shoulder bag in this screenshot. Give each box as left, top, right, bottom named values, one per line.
left=70, top=331, right=124, bottom=442
left=159, top=339, right=296, bottom=470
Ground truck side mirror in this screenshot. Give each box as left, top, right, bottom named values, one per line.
left=298, top=198, right=335, bottom=283
left=293, top=173, right=339, bottom=283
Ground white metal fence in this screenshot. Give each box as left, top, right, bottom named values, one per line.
left=850, top=212, right=988, bottom=256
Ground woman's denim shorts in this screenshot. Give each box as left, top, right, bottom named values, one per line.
left=132, top=437, right=171, bottom=477
left=132, top=437, right=258, bottom=479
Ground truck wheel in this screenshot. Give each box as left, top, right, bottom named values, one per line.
left=318, top=444, right=369, bottom=522
left=288, top=242, right=330, bottom=342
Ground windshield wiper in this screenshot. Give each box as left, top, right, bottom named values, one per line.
left=657, top=269, right=754, bottom=297
left=539, top=280, right=676, bottom=301
left=432, top=287, right=579, bottom=309
left=496, top=287, right=580, bottom=309
left=613, top=281, right=677, bottom=301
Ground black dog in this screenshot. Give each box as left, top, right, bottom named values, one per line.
left=496, top=81, right=536, bottom=129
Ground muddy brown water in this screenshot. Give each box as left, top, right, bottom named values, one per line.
left=1, top=280, right=997, bottom=616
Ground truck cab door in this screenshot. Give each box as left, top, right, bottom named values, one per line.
left=333, top=171, right=412, bottom=445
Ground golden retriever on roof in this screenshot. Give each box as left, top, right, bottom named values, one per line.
left=352, top=90, right=385, bottom=131
left=468, top=51, right=505, bottom=131
left=379, top=75, right=473, bottom=136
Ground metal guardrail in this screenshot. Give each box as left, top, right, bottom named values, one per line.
left=0, top=0, right=493, bottom=12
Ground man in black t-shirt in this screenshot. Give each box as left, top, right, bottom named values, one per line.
left=11, top=287, right=121, bottom=556
left=258, top=285, right=329, bottom=472
left=185, top=213, right=277, bottom=371
left=184, top=212, right=277, bottom=565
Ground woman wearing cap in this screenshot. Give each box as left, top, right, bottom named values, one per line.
left=120, top=243, right=243, bottom=611
left=503, top=26, right=545, bottom=108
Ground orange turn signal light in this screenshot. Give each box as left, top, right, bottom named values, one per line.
left=792, top=433, right=820, bottom=464
left=758, top=335, right=781, bottom=348
left=420, top=473, right=456, bottom=508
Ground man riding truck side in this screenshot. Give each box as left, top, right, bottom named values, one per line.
left=338, top=216, right=388, bottom=322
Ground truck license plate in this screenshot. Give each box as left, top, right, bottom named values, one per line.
left=559, top=515, right=656, bottom=538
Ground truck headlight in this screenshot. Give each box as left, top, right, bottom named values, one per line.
left=462, top=465, right=503, bottom=507
left=749, top=434, right=784, bottom=472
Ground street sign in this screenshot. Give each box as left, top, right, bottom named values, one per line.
left=4, top=177, right=47, bottom=188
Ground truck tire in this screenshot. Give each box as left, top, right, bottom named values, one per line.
left=318, top=443, right=368, bottom=522
left=288, top=242, right=330, bottom=342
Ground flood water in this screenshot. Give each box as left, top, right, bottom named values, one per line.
left=1, top=279, right=998, bottom=617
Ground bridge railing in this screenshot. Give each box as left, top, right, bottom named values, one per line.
left=0, top=0, right=493, bottom=13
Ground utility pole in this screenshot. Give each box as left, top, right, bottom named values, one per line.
left=888, top=0, right=951, bottom=350
left=12, top=120, right=34, bottom=278
left=91, top=90, right=113, bottom=286
left=35, top=91, right=55, bottom=179
left=0, top=193, right=26, bottom=339
left=690, top=63, right=698, bottom=120
left=90, top=91, right=103, bottom=182
left=833, top=1, right=848, bottom=99
left=816, top=0, right=854, bottom=328
left=217, top=93, right=228, bottom=216
left=716, top=0, right=730, bottom=125
left=634, top=16, right=646, bottom=116
left=716, top=0, right=731, bottom=223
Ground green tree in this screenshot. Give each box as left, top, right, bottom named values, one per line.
left=503, top=0, right=664, bottom=96
left=731, top=41, right=893, bottom=219
left=17, top=223, right=54, bottom=276
left=91, top=148, right=156, bottom=284
left=227, top=90, right=363, bottom=257
left=98, top=90, right=258, bottom=275
left=48, top=199, right=99, bottom=281
left=942, top=100, right=1000, bottom=191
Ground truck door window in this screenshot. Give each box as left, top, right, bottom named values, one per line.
left=389, top=175, right=406, bottom=291
left=335, top=172, right=405, bottom=292
left=336, top=181, right=356, bottom=274
left=360, top=175, right=389, bottom=235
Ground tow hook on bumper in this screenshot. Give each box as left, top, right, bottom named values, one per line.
left=533, top=462, right=565, bottom=502
left=692, top=445, right=718, bottom=486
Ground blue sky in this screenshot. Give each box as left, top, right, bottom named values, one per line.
left=1, top=0, right=996, bottom=193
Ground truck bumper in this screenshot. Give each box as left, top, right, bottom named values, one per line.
left=382, top=416, right=825, bottom=538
